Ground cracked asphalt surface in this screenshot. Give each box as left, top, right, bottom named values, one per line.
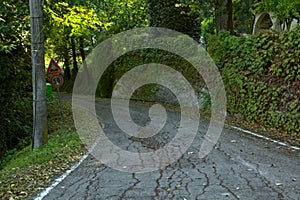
left=40, top=99, right=299, bottom=200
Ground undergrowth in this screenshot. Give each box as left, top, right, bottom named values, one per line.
left=0, top=100, right=85, bottom=200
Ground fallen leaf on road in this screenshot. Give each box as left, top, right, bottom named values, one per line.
left=18, top=191, right=27, bottom=196
left=276, top=182, right=283, bottom=186
left=271, top=163, right=276, bottom=167
left=221, top=192, right=230, bottom=197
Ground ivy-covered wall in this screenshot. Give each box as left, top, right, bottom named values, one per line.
left=209, top=29, right=300, bottom=135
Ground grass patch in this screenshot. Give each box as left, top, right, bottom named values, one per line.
left=0, top=100, right=85, bottom=200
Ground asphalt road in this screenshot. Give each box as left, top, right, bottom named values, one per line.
left=38, top=99, right=299, bottom=200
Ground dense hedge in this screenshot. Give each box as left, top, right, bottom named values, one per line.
left=209, top=29, right=300, bottom=135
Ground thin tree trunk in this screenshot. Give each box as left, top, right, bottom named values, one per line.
left=79, top=37, right=85, bottom=62
left=79, top=37, right=87, bottom=73
left=64, top=53, right=71, bottom=80
left=63, top=35, right=70, bottom=80
left=29, top=0, right=48, bottom=149
left=286, top=19, right=292, bottom=31
left=71, top=37, right=78, bottom=77
left=79, top=37, right=89, bottom=85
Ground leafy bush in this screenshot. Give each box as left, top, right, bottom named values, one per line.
left=209, top=28, right=300, bottom=135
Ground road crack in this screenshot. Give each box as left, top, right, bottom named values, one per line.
left=154, top=169, right=163, bottom=197
left=120, top=173, right=140, bottom=199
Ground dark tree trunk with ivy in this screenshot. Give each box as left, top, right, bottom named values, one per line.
left=215, top=0, right=234, bottom=34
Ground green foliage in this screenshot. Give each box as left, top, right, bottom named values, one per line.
left=0, top=129, right=83, bottom=199
left=44, top=1, right=102, bottom=38
left=44, top=0, right=149, bottom=74
left=210, top=29, right=300, bottom=135
left=0, top=0, right=30, bottom=53
left=0, top=101, right=80, bottom=199
left=233, top=0, right=255, bottom=34
left=0, top=0, right=33, bottom=159
left=254, top=0, right=300, bottom=23
left=201, top=17, right=215, bottom=45
left=44, top=0, right=103, bottom=66
left=100, top=0, right=148, bottom=34
left=97, top=42, right=204, bottom=101
left=148, top=0, right=201, bottom=40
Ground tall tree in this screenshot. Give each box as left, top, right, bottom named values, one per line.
left=29, top=0, right=48, bottom=148
left=215, top=0, right=234, bottom=34
left=44, top=1, right=102, bottom=78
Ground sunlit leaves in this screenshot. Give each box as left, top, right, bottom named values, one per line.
left=45, top=1, right=102, bottom=38
left=0, top=0, right=30, bottom=53
left=44, top=0, right=148, bottom=61
left=254, top=0, right=300, bottom=23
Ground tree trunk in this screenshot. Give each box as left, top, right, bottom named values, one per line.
left=63, top=36, right=71, bottom=80
left=29, top=0, right=48, bottom=149
left=286, top=19, right=292, bottom=31
left=64, top=53, right=71, bottom=80
left=71, top=37, right=78, bottom=77
left=79, top=37, right=87, bottom=73
left=79, top=37, right=89, bottom=84
left=215, top=0, right=234, bottom=34
left=79, top=37, right=85, bottom=62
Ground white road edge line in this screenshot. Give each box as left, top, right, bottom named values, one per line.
left=230, top=125, right=300, bottom=151
left=34, top=154, right=89, bottom=200
left=34, top=124, right=299, bottom=199
left=34, top=137, right=100, bottom=200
